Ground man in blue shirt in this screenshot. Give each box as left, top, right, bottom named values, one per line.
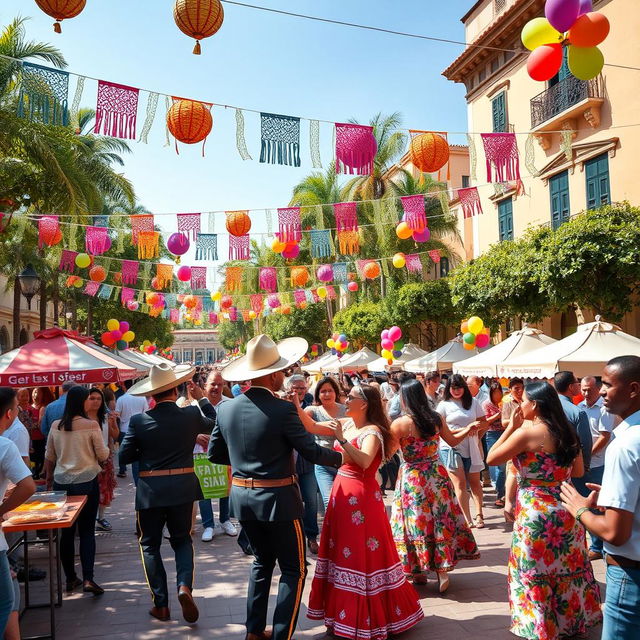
left=561, top=355, right=640, bottom=640
left=39, top=381, right=76, bottom=438
left=553, top=371, right=591, bottom=473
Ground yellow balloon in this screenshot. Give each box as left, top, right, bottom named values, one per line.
left=381, top=349, right=391, bottom=359
left=271, top=238, right=286, bottom=253
left=521, top=17, right=563, bottom=51
left=249, top=310, right=257, bottom=320
left=106, top=319, right=119, bottom=332
left=122, top=331, right=135, bottom=342
left=75, top=253, right=91, bottom=269
left=467, top=316, right=484, bottom=335
left=317, top=286, right=327, bottom=299
left=143, top=340, right=151, bottom=347
left=392, top=253, right=406, bottom=269
left=567, top=45, right=604, bottom=80
left=194, top=319, right=202, bottom=326
left=327, top=339, right=335, bottom=349
left=211, top=291, right=221, bottom=301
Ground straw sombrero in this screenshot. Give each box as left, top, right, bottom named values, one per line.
left=128, top=362, right=195, bottom=396
left=221, top=334, right=308, bottom=382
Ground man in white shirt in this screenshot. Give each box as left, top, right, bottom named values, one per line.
left=3, top=417, right=30, bottom=467
left=561, top=356, right=640, bottom=640
left=466, top=376, right=489, bottom=408
left=0, top=388, right=36, bottom=634
left=577, top=375, right=617, bottom=560
left=115, top=380, right=148, bottom=480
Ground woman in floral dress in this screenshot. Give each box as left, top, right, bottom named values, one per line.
left=390, top=379, right=480, bottom=592
left=486, top=381, right=602, bottom=640
left=307, top=384, right=423, bottom=640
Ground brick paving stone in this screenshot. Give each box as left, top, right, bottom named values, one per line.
left=13, top=475, right=606, bottom=639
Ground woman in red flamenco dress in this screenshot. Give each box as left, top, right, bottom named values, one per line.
left=307, top=384, right=424, bottom=639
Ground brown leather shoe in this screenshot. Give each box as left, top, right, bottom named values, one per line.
left=149, top=606, right=170, bottom=621
left=178, top=586, right=199, bottom=623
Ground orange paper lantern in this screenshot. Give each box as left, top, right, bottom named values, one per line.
left=89, top=266, right=106, bottom=283
left=362, top=261, right=381, bottom=280
left=146, top=292, right=161, bottom=307
left=173, top=0, right=224, bottom=54
left=167, top=99, right=213, bottom=147
left=225, top=211, right=251, bottom=237
left=291, top=267, right=309, bottom=287
left=35, top=0, right=86, bottom=33
left=183, top=295, right=198, bottom=309
left=410, top=132, right=450, bottom=174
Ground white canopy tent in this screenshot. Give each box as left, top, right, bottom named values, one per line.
left=301, top=351, right=340, bottom=374
left=405, top=337, right=481, bottom=373
left=499, top=317, right=640, bottom=379
left=367, top=343, right=429, bottom=372
left=453, top=326, right=557, bottom=377
left=322, top=347, right=379, bottom=373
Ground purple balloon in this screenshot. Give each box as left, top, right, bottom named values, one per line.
left=578, top=0, right=593, bottom=15
left=545, top=0, right=580, bottom=33
left=167, top=232, right=190, bottom=256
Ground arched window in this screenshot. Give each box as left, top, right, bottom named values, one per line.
left=0, top=326, right=9, bottom=354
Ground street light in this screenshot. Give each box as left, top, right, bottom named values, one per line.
left=18, top=264, right=41, bottom=310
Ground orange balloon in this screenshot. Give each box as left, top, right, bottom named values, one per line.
left=271, top=238, right=286, bottom=253
left=89, top=266, right=106, bottom=282
left=569, top=12, right=610, bottom=48
left=461, top=320, right=469, bottom=333
left=362, top=261, right=381, bottom=279
left=395, top=222, right=413, bottom=239
left=463, top=342, right=475, bottom=351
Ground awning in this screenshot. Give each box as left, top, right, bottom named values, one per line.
left=454, top=326, right=557, bottom=377
left=405, top=337, right=481, bottom=373
left=0, top=327, right=139, bottom=387
left=322, top=347, right=379, bottom=373
left=85, top=345, right=150, bottom=377
left=499, top=317, right=640, bottom=379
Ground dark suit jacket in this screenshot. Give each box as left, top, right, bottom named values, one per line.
left=119, top=399, right=216, bottom=510
left=208, top=387, right=342, bottom=522
left=559, top=394, right=592, bottom=472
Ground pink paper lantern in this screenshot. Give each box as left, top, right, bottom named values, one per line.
left=267, top=294, right=281, bottom=309
left=412, top=227, right=431, bottom=243
left=177, top=265, right=192, bottom=282
left=126, top=301, right=139, bottom=311
left=316, top=264, right=333, bottom=282
left=167, top=232, right=190, bottom=256
left=347, top=281, right=358, bottom=292
left=282, top=243, right=300, bottom=259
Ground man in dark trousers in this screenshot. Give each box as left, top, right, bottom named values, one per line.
left=209, top=334, right=343, bottom=640
left=119, top=363, right=216, bottom=624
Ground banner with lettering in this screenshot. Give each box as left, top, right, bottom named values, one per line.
left=193, top=453, right=230, bottom=499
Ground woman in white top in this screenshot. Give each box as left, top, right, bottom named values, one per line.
left=437, top=374, right=488, bottom=528
left=45, top=386, right=110, bottom=595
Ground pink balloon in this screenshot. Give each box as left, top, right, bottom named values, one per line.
left=177, top=266, right=191, bottom=282
left=126, top=301, right=139, bottom=311
left=381, top=329, right=389, bottom=340
left=281, top=243, right=300, bottom=259
left=412, top=227, right=431, bottom=243
left=475, top=333, right=490, bottom=348
left=381, top=338, right=394, bottom=351
left=119, top=321, right=129, bottom=333
left=388, top=326, right=402, bottom=342
left=110, top=330, right=122, bottom=341
left=545, top=0, right=580, bottom=33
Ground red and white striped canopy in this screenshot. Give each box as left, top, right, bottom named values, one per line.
left=0, top=328, right=139, bottom=387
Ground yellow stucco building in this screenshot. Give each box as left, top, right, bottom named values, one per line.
left=443, top=0, right=640, bottom=337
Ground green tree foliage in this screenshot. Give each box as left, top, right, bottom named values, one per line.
left=535, top=202, right=640, bottom=321
left=332, top=302, right=386, bottom=347
left=265, top=302, right=328, bottom=346
left=217, top=320, right=254, bottom=353
left=385, top=280, right=461, bottom=328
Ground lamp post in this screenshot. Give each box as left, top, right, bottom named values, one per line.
left=17, top=264, right=41, bottom=310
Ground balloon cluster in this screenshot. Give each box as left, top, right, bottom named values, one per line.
left=395, top=218, right=430, bottom=244
left=380, top=326, right=403, bottom=365
left=146, top=291, right=166, bottom=313
left=140, top=340, right=157, bottom=355
left=460, top=316, right=490, bottom=351
left=522, top=0, right=609, bottom=82
left=101, top=319, right=135, bottom=350
left=65, top=275, right=84, bottom=289
left=271, top=233, right=300, bottom=260
left=309, top=343, right=320, bottom=358
left=327, top=333, right=349, bottom=358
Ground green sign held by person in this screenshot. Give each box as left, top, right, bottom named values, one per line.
left=193, top=453, right=230, bottom=499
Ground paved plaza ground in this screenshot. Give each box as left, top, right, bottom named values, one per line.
left=17, top=477, right=605, bottom=640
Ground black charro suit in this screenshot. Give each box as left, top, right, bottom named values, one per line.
left=208, top=387, right=342, bottom=640
left=119, top=399, right=216, bottom=609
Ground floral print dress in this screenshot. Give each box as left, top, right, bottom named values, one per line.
left=391, top=433, right=479, bottom=577
left=508, top=450, right=602, bottom=640
left=308, top=426, right=424, bottom=639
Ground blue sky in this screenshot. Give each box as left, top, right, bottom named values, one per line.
left=2, top=0, right=471, bottom=270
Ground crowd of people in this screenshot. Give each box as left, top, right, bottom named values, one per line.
left=0, top=336, right=638, bottom=640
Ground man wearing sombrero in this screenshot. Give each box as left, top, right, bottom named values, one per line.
left=119, top=362, right=217, bottom=624
left=208, top=335, right=344, bottom=640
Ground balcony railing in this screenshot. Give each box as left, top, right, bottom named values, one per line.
left=530, top=76, right=602, bottom=129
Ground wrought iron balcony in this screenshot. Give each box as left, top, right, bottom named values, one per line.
left=530, top=75, right=603, bottom=130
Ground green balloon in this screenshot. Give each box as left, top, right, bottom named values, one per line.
left=463, top=332, right=476, bottom=345
left=568, top=45, right=604, bottom=80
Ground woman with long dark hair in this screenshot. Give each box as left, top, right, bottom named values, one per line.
left=390, top=380, right=480, bottom=592
left=437, top=374, right=487, bottom=528
left=44, top=386, right=110, bottom=595
left=307, top=384, right=423, bottom=639
left=291, top=376, right=346, bottom=509
left=86, top=388, right=119, bottom=531
left=487, top=381, right=601, bottom=639
left=482, top=382, right=506, bottom=508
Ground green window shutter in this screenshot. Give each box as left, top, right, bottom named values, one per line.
left=498, top=197, right=514, bottom=241
left=585, top=153, right=611, bottom=210
left=492, top=92, right=507, bottom=133
left=439, top=257, right=450, bottom=278
left=550, top=170, right=570, bottom=229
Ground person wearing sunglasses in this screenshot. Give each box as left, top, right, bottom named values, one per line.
left=307, top=384, right=423, bottom=639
